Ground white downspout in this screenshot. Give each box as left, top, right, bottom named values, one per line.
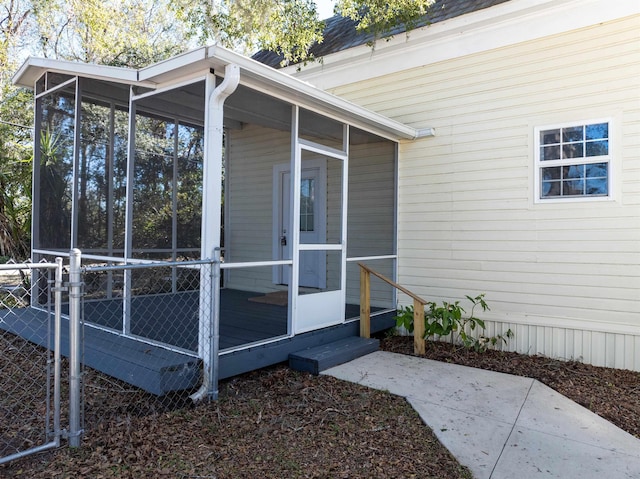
left=191, top=63, right=240, bottom=403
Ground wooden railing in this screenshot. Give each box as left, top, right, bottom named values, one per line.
left=358, top=263, right=428, bottom=355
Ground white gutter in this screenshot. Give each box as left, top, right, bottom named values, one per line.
left=191, top=63, right=240, bottom=404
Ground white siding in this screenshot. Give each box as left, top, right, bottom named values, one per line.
left=324, top=16, right=640, bottom=370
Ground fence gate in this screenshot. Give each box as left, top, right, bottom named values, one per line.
left=0, top=258, right=76, bottom=465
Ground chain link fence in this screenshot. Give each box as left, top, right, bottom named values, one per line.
left=81, top=256, right=218, bottom=407
left=1, top=253, right=219, bottom=466
left=0, top=259, right=63, bottom=464
left=83, top=261, right=206, bottom=353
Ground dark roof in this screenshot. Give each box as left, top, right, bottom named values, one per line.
left=252, top=0, right=512, bottom=67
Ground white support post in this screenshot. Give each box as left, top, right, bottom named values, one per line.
left=191, top=65, right=239, bottom=403
left=122, top=87, right=137, bottom=336
left=289, top=106, right=301, bottom=333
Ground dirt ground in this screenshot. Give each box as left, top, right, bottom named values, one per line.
left=0, top=333, right=638, bottom=478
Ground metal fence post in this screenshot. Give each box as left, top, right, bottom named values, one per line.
left=190, top=250, right=219, bottom=403
left=209, top=248, right=221, bottom=400
left=53, top=257, right=63, bottom=447
left=68, top=249, right=82, bottom=447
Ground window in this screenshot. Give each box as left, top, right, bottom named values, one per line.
left=535, top=120, right=610, bottom=200
left=300, top=178, right=315, bottom=232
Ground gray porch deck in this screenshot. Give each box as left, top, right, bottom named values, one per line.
left=0, top=289, right=394, bottom=395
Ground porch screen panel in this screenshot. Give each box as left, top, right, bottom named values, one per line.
left=347, top=129, right=396, bottom=258
left=77, top=99, right=129, bottom=255
left=345, top=257, right=395, bottom=318
left=112, top=109, right=129, bottom=252
left=176, top=122, right=204, bottom=259
left=132, top=114, right=175, bottom=257
left=36, top=84, right=76, bottom=250
left=77, top=100, right=110, bottom=251
left=299, top=108, right=343, bottom=150
left=345, top=129, right=396, bottom=314
left=132, top=81, right=205, bottom=260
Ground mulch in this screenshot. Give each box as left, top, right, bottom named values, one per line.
left=1, top=332, right=638, bottom=478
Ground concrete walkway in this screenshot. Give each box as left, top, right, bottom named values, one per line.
left=322, top=351, right=640, bottom=479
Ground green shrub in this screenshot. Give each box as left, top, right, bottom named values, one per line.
left=394, top=294, right=513, bottom=352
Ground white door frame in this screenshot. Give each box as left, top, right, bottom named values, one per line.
left=272, top=158, right=327, bottom=287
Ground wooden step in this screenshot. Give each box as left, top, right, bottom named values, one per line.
left=288, top=336, right=379, bottom=375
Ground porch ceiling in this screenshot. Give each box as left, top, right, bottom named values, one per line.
left=14, top=46, right=430, bottom=142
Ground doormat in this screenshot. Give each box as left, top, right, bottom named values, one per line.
left=248, top=290, right=289, bottom=306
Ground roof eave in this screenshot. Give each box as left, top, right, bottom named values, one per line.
left=12, top=46, right=428, bottom=142
left=137, top=44, right=423, bottom=141
left=208, top=46, right=422, bottom=141
left=12, top=57, right=145, bottom=89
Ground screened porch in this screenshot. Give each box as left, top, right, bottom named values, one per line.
left=15, top=47, right=423, bottom=391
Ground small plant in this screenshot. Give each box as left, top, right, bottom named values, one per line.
left=394, top=294, right=513, bottom=352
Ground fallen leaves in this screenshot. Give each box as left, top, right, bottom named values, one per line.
left=1, top=348, right=472, bottom=478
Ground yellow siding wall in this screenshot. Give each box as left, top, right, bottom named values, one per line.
left=328, top=16, right=640, bottom=370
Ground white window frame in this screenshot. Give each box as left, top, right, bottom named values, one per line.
left=534, top=118, right=612, bottom=203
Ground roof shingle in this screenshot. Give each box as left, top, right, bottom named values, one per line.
left=253, top=0, right=511, bottom=67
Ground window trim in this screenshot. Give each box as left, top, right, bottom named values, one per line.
left=534, top=118, right=613, bottom=204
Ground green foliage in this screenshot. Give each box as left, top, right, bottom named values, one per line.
left=32, top=0, right=189, bottom=67
left=172, top=0, right=325, bottom=65
left=172, top=0, right=436, bottom=66
left=395, top=294, right=513, bottom=352
left=337, top=0, right=434, bottom=41
left=0, top=83, right=33, bottom=260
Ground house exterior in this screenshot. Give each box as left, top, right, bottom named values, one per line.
left=10, top=0, right=639, bottom=394
left=274, top=0, right=640, bottom=370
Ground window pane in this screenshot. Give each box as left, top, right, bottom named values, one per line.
left=541, top=180, right=560, bottom=197
left=542, top=167, right=560, bottom=180
left=586, top=123, right=608, bottom=140
left=562, top=143, right=583, bottom=159
left=586, top=162, right=608, bottom=178
left=586, top=178, right=607, bottom=195
left=300, top=178, right=315, bottom=232
left=562, top=126, right=583, bottom=142
left=563, top=164, right=584, bottom=179
left=563, top=179, right=584, bottom=196
left=586, top=140, right=608, bottom=157
left=540, top=129, right=560, bottom=145
left=541, top=145, right=560, bottom=161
